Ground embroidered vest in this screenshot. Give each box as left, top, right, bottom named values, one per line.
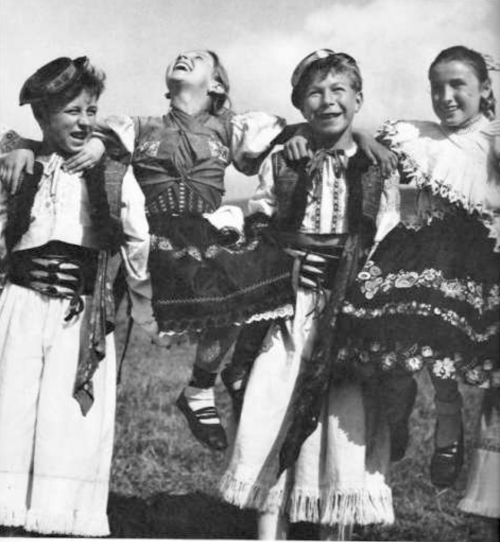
left=132, top=110, right=233, bottom=211
left=271, top=149, right=382, bottom=237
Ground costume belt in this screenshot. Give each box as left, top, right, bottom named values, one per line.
left=277, top=232, right=347, bottom=292
left=9, top=242, right=98, bottom=321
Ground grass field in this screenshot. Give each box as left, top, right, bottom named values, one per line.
left=105, top=307, right=498, bottom=541
left=0, top=303, right=494, bottom=541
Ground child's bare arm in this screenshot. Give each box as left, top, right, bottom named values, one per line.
left=0, top=130, right=41, bottom=193
left=282, top=124, right=313, bottom=162
left=63, top=138, right=106, bottom=174
left=0, top=149, right=35, bottom=193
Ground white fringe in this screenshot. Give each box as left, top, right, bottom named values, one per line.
left=0, top=506, right=26, bottom=528
left=288, top=487, right=394, bottom=527
left=25, top=508, right=110, bottom=537
left=220, top=473, right=394, bottom=526
left=459, top=498, right=500, bottom=519
left=219, top=472, right=286, bottom=514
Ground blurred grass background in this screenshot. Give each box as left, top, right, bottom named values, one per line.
left=105, top=306, right=497, bottom=541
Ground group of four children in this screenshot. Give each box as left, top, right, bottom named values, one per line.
left=0, top=43, right=498, bottom=540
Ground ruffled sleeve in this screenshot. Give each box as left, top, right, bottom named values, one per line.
left=94, top=115, right=139, bottom=159
left=119, top=168, right=154, bottom=332
left=377, top=117, right=500, bottom=251
left=230, top=112, right=286, bottom=175
left=248, top=152, right=277, bottom=217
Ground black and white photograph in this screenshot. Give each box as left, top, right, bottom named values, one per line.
left=0, top=0, right=499, bottom=540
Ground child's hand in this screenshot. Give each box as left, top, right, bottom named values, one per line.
left=284, top=128, right=313, bottom=162
left=355, top=129, right=398, bottom=177
left=0, top=149, right=35, bottom=194
left=63, top=137, right=105, bottom=174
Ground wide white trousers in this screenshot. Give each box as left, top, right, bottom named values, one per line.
left=0, top=283, right=116, bottom=536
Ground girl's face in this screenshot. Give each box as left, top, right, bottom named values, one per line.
left=300, top=70, right=362, bottom=145
left=429, top=60, right=489, bottom=127
left=40, top=89, right=98, bottom=156
left=166, top=50, right=222, bottom=93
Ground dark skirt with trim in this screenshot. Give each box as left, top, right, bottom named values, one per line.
left=337, top=210, right=500, bottom=387
left=147, top=213, right=294, bottom=333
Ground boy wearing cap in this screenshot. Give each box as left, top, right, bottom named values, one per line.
left=0, top=57, right=150, bottom=536
left=220, top=50, right=394, bottom=540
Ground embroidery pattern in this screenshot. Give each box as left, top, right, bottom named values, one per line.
left=355, top=260, right=500, bottom=313
left=207, top=137, right=229, bottom=163
left=342, top=300, right=499, bottom=343
left=136, top=140, right=161, bottom=157
left=336, top=338, right=499, bottom=387
left=150, top=233, right=260, bottom=260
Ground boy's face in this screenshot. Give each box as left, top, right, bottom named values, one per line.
left=40, top=89, right=98, bottom=156
left=300, top=70, right=362, bottom=144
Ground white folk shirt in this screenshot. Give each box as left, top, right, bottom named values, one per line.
left=0, top=153, right=153, bottom=326
left=249, top=144, right=358, bottom=234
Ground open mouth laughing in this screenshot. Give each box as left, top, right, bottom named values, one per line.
left=173, top=60, right=192, bottom=72
left=69, top=131, right=89, bottom=143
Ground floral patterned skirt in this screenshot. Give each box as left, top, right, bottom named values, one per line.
left=336, top=212, right=500, bottom=387
left=147, top=214, right=294, bottom=333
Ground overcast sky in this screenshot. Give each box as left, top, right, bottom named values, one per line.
left=1, top=0, right=499, bottom=200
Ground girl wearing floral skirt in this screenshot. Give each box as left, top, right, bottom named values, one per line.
left=336, top=45, right=500, bottom=489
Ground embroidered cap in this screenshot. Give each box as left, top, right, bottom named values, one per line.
left=19, top=56, right=89, bottom=106
left=291, top=49, right=336, bottom=108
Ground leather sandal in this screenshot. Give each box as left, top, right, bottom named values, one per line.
left=176, top=390, right=228, bottom=451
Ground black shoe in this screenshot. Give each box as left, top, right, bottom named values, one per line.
left=430, top=422, right=464, bottom=488
left=221, top=368, right=246, bottom=421
left=176, top=391, right=228, bottom=451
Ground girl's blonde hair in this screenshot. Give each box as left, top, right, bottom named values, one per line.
left=206, top=50, right=231, bottom=115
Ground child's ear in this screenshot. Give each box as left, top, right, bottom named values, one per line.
left=480, top=79, right=492, bottom=100
left=208, top=80, right=225, bottom=95
left=355, top=91, right=364, bottom=113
